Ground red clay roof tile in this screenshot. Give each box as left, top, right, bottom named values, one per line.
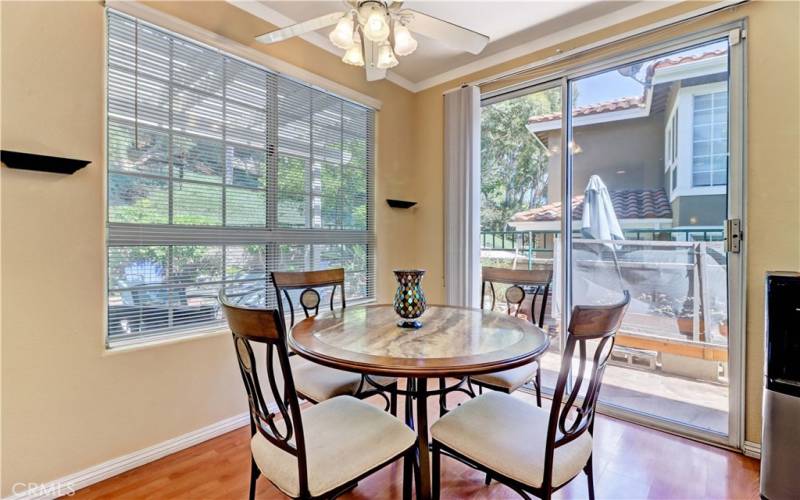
left=527, top=50, right=726, bottom=125
left=510, top=188, right=673, bottom=223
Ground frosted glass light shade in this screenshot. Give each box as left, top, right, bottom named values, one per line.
left=363, top=8, right=390, bottom=42
left=376, top=41, right=398, bottom=69
left=342, top=35, right=364, bottom=66
left=329, top=16, right=354, bottom=49
left=393, top=24, right=417, bottom=56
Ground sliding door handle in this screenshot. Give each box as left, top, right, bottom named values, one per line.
left=725, top=218, right=742, bottom=253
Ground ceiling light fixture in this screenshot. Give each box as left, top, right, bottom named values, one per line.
left=342, top=33, right=365, bottom=67
left=329, top=14, right=355, bottom=49
left=376, top=41, right=399, bottom=69
left=361, top=3, right=390, bottom=42
left=393, top=22, right=418, bottom=57
left=335, top=2, right=412, bottom=72
left=256, top=1, right=490, bottom=82
left=568, top=140, right=583, bottom=155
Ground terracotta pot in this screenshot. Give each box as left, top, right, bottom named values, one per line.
left=677, top=317, right=704, bottom=335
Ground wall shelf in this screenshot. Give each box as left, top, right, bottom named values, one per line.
left=386, top=199, right=417, bottom=209
left=1, top=150, right=91, bottom=174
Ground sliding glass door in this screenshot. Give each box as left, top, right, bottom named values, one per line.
left=563, top=33, right=742, bottom=444
left=480, top=82, right=565, bottom=391
left=480, top=25, right=744, bottom=445
left=567, top=36, right=739, bottom=441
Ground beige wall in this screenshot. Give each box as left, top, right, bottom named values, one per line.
left=0, top=1, right=417, bottom=495
left=1, top=0, right=799, bottom=494
left=411, top=0, right=800, bottom=444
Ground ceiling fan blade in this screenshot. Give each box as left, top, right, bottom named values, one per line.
left=255, top=11, right=344, bottom=44
left=363, top=38, right=387, bottom=81
left=406, top=10, right=489, bottom=54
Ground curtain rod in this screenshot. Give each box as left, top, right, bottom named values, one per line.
left=463, top=0, right=747, bottom=90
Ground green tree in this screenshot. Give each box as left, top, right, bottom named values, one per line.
left=480, top=89, right=561, bottom=231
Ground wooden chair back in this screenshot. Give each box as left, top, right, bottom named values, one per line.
left=542, top=290, right=631, bottom=490
left=481, top=266, right=553, bottom=327
left=272, top=268, right=346, bottom=327
left=218, top=290, right=312, bottom=497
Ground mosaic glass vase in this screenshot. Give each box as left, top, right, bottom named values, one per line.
left=393, top=269, right=427, bottom=329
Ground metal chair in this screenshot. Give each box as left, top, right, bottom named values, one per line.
left=470, top=266, right=553, bottom=407
left=219, top=290, right=416, bottom=499
left=272, top=268, right=398, bottom=415
left=431, top=291, right=630, bottom=500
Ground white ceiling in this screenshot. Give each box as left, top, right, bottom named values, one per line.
left=231, top=1, right=680, bottom=92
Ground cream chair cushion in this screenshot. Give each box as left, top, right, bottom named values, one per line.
left=471, top=361, right=539, bottom=392
left=290, top=356, right=395, bottom=403
left=251, top=396, right=416, bottom=497
left=431, top=391, right=592, bottom=489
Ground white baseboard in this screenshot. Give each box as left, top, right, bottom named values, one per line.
left=743, top=440, right=762, bottom=459
left=4, top=412, right=253, bottom=500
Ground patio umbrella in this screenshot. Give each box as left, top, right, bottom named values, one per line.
left=581, top=175, right=625, bottom=288
left=581, top=175, right=625, bottom=243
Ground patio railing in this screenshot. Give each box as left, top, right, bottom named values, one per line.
left=481, top=228, right=724, bottom=249
left=480, top=228, right=729, bottom=381
left=481, top=228, right=724, bottom=267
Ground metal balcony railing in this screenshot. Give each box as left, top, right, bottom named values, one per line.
left=481, top=228, right=724, bottom=253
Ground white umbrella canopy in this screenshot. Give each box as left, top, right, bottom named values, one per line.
left=553, top=175, right=630, bottom=319
left=578, top=174, right=626, bottom=294
left=581, top=174, right=625, bottom=242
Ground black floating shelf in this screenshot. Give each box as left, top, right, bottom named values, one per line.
left=1, top=150, right=91, bottom=175
left=386, top=199, right=417, bottom=209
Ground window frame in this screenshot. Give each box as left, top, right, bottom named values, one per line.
left=669, top=81, right=729, bottom=200
left=690, top=89, right=729, bottom=188
left=105, top=10, right=376, bottom=348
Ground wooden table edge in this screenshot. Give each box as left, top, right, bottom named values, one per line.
left=288, top=304, right=550, bottom=378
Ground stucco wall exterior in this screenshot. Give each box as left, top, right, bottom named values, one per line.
left=542, top=113, right=667, bottom=204
left=673, top=194, right=728, bottom=226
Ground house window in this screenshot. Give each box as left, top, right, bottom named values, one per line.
left=692, top=91, right=728, bottom=187
left=665, top=108, right=678, bottom=196
left=672, top=109, right=678, bottom=164
left=671, top=166, right=678, bottom=191
left=106, top=11, right=374, bottom=346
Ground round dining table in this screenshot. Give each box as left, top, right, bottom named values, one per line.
left=289, top=304, right=549, bottom=500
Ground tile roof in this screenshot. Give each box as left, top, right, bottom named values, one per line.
left=527, top=50, right=726, bottom=126
left=647, top=48, right=727, bottom=74
left=510, top=188, right=673, bottom=223
left=528, top=96, right=645, bottom=124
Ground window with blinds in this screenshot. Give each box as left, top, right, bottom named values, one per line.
left=106, top=11, right=375, bottom=346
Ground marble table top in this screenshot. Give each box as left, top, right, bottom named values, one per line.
left=289, top=304, right=549, bottom=377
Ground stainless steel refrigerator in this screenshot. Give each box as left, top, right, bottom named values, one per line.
left=760, top=272, right=800, bottom=500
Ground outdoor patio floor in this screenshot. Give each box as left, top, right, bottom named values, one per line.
left=537, top=350, right=729, bottom=435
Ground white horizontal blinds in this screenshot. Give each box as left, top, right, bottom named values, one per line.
left=106, top=11, right=375, bottom=344
left=276, top=80, right=371, bottom=232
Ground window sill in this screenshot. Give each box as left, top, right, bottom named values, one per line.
left=104, top=326, right=231, bottom=355
left=104, top=297, right=378, bottom=354
left=670, top=185, right=727, bottom=201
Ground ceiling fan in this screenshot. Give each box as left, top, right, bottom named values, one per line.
left=254, top=1, right=490, bottom=81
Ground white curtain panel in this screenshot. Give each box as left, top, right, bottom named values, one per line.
left=443, top=86, right=481, bottom=307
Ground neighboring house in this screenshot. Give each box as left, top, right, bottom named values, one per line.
left=511, top=49, right=728, bottom=232
left=510, top=188, right=673, bottom=232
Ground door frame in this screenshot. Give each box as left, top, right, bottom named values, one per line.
left=481, top=20, right=748, bottom=449
left=563, top=22, right=747, bottom=449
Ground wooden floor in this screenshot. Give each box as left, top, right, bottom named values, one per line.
left=72, top=388, right=759, bottom=499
